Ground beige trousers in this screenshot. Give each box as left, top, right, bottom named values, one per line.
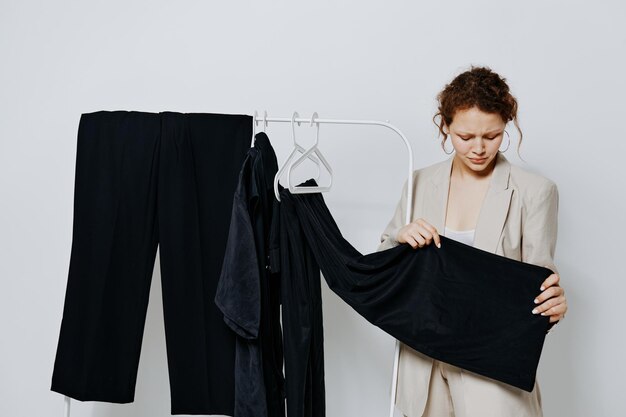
left=401, top=358, right=544, bottom=417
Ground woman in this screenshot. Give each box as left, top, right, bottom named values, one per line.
left=377, top=66, right=568, bottom=417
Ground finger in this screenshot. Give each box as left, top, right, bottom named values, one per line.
left=406, top=235, right=419, bottom=249
left=421, top=222, right=441, bottom=248
left=533, top=286, right=564, bottom=304
left=549, top=315, right=563, bottom=323
left=540, top=295, right=566, bottom=313
left=413, top=225, right=433, bottom=245
left=540, top=273, right=560, bottom=291
left=413, top=219, right=435, bottom=241
left=413, top=234, right=426, bottom=248
left=540, top=301, right=566, bottom=317
left=532, top=296, right=565, bottom=315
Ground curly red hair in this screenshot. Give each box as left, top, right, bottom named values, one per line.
left=433, top=65, right=523, bottom=155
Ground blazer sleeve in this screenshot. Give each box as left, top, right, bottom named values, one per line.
left=521, top=180, right=561, bottom=333
left=377, top=176, right=411, bottom=252
left=521, top=181, right=559, bottom=275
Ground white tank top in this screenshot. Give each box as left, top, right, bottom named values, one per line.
left=444, top=226, right=475, bottom=247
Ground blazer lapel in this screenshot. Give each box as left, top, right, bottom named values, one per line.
left=426, top=153, right=513, bottom=254
left=473, top=153, right=513, bottom=253
left=425, top=155, right=454, bottom=237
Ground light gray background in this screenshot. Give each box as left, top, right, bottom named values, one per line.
left=1, top=1, right=624, bottom=416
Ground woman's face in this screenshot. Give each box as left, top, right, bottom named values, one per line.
left=446, top=106, right=506, bottom=173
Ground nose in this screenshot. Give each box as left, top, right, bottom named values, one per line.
left=472, top=138, right=486, bottom=155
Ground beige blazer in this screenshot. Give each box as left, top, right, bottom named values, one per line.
left=376, top=152, right=559, bottom=417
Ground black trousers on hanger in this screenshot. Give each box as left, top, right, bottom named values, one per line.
left=272, top=183, right=326, bottom=417
left=50, top=110, right=251, bottom=415
left=277, top=179, right=552, bottom=393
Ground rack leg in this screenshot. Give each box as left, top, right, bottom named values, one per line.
left=389, top=339, right=400, bottom=417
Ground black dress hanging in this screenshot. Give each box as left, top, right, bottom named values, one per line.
left=215, top=132, right=285, bottom=417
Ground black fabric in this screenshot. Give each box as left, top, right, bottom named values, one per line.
left=272, top=184, right=326, bottom=417
left=50, top=110, right=251, bottom=415
left=215, top=132, right=286, bottom=417
left=278, top=179, right=553, bottom=393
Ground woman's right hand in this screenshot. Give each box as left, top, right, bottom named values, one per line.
left=396, top=218, right=442, bottom=249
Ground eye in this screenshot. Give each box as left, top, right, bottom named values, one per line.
left=485, top=136, right=496, bottom=140
left=459, top=136, right=471, bottom=141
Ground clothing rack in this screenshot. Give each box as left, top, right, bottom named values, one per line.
left=258, top=111, right=414, bottom=417
left=62, top=111, right=415, bottom=417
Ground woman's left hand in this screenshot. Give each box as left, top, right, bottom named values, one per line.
left=532, top=272, right=567, bottom=323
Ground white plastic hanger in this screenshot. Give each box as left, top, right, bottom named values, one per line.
left=262, top=110, right=268, bottom=132
left=285, top=112, right=333, bottom=195
left=273, top=111, right=322, bottom=201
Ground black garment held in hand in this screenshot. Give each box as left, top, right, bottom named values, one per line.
left=278, top=179, right=553, bottom=393
left=215, top=132, right=286, bottom=417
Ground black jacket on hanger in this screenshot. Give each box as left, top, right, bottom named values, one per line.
left=277, top=179, right=552, bottom=393
left=215, top=132, right=285, bottom=417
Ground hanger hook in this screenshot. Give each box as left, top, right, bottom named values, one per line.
left=291, top=111, right=300, bottom=146
left=310, top=112, right=320, bottom=144
left=263, top=110, right=268, bottom=131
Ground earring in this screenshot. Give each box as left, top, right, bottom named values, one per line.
left=499, top=130, right=511, bottom=153
left=442, top=135, right=454, bottom=155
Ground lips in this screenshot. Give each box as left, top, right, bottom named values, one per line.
left=469, top=158, right=486, bottom=163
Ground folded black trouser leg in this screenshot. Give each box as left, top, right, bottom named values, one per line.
left=50, top=110, right=251, bottom=414
left=275, top=184, right=326, bottom=417
left=279, top=179, right=552, bottom=392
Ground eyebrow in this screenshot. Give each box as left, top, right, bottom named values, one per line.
left=456, top=130, right=503, bottom=136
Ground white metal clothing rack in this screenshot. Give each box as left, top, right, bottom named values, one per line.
left=259, top=111, right=414, bottom=417
left=62, top=111, right=414, bottom=417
